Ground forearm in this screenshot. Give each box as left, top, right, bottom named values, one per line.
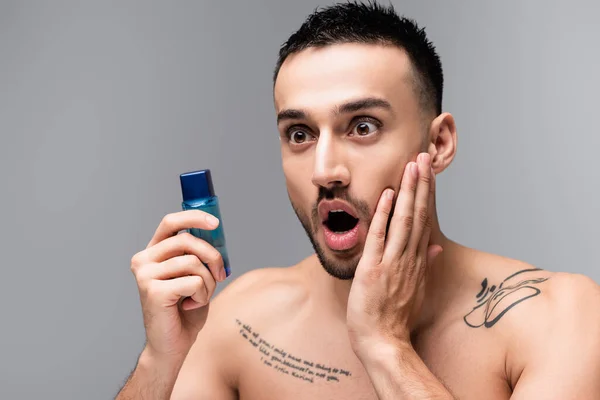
left=357, top=341, right=455, bottom=400
left=116, top=347, right=185, bottom=400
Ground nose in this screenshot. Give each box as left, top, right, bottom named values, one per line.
left=311, top=133, right=350, bottom=189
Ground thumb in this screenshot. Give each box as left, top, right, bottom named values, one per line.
left=427, top=244, right=443, bottom=265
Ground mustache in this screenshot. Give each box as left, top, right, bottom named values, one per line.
left=318, top=186, right=352, bottom=203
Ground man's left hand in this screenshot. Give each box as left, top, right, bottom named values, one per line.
left=347, top=152, right=443, bottom=354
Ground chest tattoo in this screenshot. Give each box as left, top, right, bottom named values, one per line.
left=235, top=319, right=353, bottom=384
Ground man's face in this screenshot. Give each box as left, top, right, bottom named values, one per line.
left=274, top=43, right=427, bottom=280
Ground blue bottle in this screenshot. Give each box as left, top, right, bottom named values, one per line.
left=180, top=169, right=231, bottom=277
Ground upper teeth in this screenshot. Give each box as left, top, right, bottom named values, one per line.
left=331, top=210, right=345, bottom=213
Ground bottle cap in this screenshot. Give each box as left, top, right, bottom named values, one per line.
left=180, top=169, right=215, bottom=201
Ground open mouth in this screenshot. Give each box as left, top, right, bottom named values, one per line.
left=318, top=200, right=362, bottom=251
left=324, top=210, right=359, bottom=233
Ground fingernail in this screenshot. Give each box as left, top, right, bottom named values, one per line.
left=386, top=189, right=394, bottom=200
left=205, top=214, right=219, bottom=228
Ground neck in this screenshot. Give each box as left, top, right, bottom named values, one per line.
left=307, top=206, right=469, bottom=329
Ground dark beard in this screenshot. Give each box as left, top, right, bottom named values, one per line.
left=289, top=186, right=372, bottom=280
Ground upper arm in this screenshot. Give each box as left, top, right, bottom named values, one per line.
left=170, top=327, right=238, bottom=400
left=169, top=299, right=239, bottom=400
left=170, top=277, right=251, bottom=400
left=510, top=274, right=600, bottom=399
left=169, top=268, right=273, bottom=400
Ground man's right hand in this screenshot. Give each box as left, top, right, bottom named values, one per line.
left=130, top=210, right=227, bottom=363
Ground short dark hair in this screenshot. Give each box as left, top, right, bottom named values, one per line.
left=273, top=1, right=444, bottom=116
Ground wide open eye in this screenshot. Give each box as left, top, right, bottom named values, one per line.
left=351, top=119, right=380, bottom=137
left=289, top=130, right=312, bottom=144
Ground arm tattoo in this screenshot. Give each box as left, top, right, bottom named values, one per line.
left=235, top=319, right=353, bottom=384
left=464, top=268, right=549, bottom=329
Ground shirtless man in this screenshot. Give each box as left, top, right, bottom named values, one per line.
left=116, top=2, right=600, bottom=399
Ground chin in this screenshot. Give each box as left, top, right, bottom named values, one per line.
left=318, top=253, right=360, bottom=280
left=290, top=197, right=367, bottom=280
left=312, top=235, right=362, bottom=280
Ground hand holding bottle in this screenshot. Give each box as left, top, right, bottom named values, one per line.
left=130, top=210, right=228, bottom=362
left=117, top=170, right=230, bottom=400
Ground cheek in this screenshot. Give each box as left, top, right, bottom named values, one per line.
left=357, top=145, right=410, bottom=184
left=385, top=162, right=408, bottom=192
left=351, top=150, right=412, bottom=210
left=282, top=156, right=315, bottom=207
left=366, top=167, right=404, bottom=205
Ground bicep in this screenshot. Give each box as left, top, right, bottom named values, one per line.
left=510, top=351, right=600, bottom=400
left=170, top=308, right=240, bottom=400
left=170, top=340, right=238, bottom=400
left=170, top=268, right=268, bottom=400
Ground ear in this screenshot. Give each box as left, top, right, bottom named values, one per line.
left=427, top=112, right=457, bottom=174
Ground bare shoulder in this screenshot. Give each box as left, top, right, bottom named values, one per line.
left=542, top=270, right=600, bottom=313
left=461, top=253, right=554, bottom=331
left=194, top=260, right=312, bottom=346
left=461, top=251, right=600, bottom=332
left=173, top=262, right=309, bottom=395
left=515, top=269, right=600, bottom=340
left=499, top=266, right=600, bottom=395
left=467, top=253, right=600, bottom=387
left=517, top=269, right=600, bottom=340
left=459, top=251, right=600, bottom=390
left=491, top=265, right=600, bottom=335
left=210, top=263, right=310, bottom=323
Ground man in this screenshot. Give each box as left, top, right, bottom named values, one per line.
left=117, top=2, right=600, bottom=399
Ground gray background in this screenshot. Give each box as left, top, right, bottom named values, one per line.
left=1, top=0, right=598, bottom=399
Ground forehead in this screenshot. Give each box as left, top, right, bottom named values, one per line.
left=274, top=43, right=415, bottom=112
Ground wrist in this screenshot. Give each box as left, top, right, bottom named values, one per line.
left=139, top=346, right=187, bottom=382
left=353, top=335, right=413, bottom=366
left=355, top=338, right=454, bottom=399
left=353, top=336, right=414, bottom=359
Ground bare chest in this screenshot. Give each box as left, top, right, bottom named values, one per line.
left=233, top=319, right=511, bottom=400
left=235, top=321, right=376, bottom=400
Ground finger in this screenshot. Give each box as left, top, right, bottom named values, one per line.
left=362, top=188, right=395, bottom=262
left=427, top=244, right=444, bottom=266
left=181, top=296, right=206, bottom=311
left=382, top=161, right=418, bottom=261
left=178, top=263, right=217, bottom=311
left=187, top=257, right=217, bottom=301
left=406, top=153, right=432, bottom=254
left=151, top=275, right=208, bottom=308
left=417, top=166, right=436, bottom=264
left=145, top=233, right=225, bottom=282
left=148, top=210, right=220, bottom=248
left=141, top=254, right=208, bottom=281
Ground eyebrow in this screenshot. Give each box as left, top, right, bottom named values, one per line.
left=276, top=97, right=392, bottom=124
left=335, top=97, right=392, bottom=115
left=277, top=109, right=306, bottom=124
